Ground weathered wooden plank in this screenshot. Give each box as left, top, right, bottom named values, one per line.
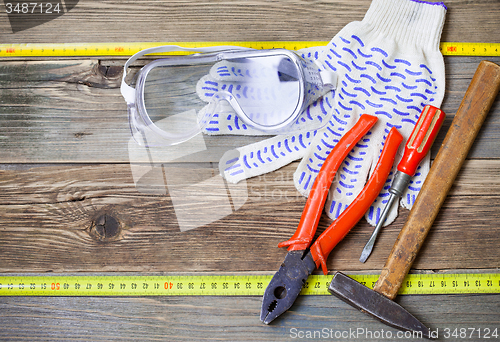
left=0, top=294, right=498, bottom=341
left=2, top=158, right=498, bottom=203
left=1, top=56, right=500, bottom=163
left=0, top=160, right=498, bottom=273
left=1, top=0, right=499, bottom=44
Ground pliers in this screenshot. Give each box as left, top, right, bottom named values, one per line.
left=260, top=114, right=403, bottom=324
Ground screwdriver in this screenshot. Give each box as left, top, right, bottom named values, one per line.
left=359, top=105, right=446, bottom=263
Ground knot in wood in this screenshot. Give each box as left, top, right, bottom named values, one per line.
left=90, top=214, right=120, bottom=241
left=96, top=65, right=122, bottom=79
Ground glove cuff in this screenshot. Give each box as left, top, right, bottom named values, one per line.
left=363, top=0, right=447, bottom=51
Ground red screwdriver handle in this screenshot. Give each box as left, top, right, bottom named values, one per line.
left=397, top=105, right=446, bottom=176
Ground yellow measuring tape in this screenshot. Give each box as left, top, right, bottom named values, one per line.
left=0, top=273, right=498, bottom=296
left=0, top=42, right=499, bottom=57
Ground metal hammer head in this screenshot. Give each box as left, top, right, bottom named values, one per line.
left=328, top=272, right=433, bottom=340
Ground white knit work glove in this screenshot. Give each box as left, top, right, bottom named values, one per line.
left=198, top=0, right=447, bottom=227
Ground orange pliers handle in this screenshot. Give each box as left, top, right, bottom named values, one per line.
left=279, top=114, right=403, bottom=274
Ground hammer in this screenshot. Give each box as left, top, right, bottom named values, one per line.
left=328, top=60, right=500, bottom=338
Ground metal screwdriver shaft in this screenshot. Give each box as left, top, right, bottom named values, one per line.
left=359, top=105, right=446, bottom=263
left=359, top=171, right=410, bottom=262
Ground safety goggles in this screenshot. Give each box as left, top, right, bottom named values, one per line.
left=121, top=45, right=336, bottom=146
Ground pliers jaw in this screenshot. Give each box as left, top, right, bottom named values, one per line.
left=260, top=250, right=316, bottom=324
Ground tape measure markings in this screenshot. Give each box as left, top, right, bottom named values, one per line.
left=439, top=42, right=500, bottom=56
left=0, top=273, right=498, bottom=296
left=0, top=42, right=499, bottom=57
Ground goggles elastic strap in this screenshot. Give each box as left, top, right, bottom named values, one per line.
left=120, top=45, right=253, bottom=105
left=319, top=69, right=338, bottom=90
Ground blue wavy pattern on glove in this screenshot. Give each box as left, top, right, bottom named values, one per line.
left=228, top=131, right=315, bottom=176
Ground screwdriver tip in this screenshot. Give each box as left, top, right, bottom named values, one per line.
left=359, top=248, right=371, bottom=263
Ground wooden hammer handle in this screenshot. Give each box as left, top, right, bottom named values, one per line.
left=373, top=60, right=500, bottom=300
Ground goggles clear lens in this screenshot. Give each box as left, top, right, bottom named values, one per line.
left=123, top=47, right=335, bottom=147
